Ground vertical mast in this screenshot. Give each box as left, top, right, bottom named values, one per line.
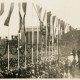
left=37, top=21, right=39, bottom=63
left=58, top=19, right=59, bottom=67
left=46, top=15, right=47, bottom=61
left=32, top=3, right=34, bottom=64
left=51, top=16, right=53, bottom=61
left=8, top=27, right=9, bottom=70
left=24, top=24, right=26, bottom=68
left=18, top=33, right=20, bottom=69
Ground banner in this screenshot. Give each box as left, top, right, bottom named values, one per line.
left=0, top=3, right=4, bottom=16
left=4, top=3, right=14, bottom=26
left=47, top=11, right=51, bottom=45
left=22, top=2, right=27, bottom=14
left=18, top=10, right=22, bottom=33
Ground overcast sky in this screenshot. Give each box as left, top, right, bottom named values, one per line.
left=0, top=0, right=80, bottom=39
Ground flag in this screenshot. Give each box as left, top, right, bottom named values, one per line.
left=33, top=3, right=42, bottom=21
left=64, top=23, right=69, bottom=34
left=40, top=10, right=46, bottom=35
left=52, top=16, right=56, bottom=40
left=4, top=3, right=14, bottom=26
left=52, top=16, right=56, bottom=26
left=43, top=10, right=46, bottom=21
left=69, top=25, right=72, bottom=31
left=58, top=19, right=62, bottom=40
left=36, top=4, right=42, bottom=20
left=40, top=20, right=43, bottom=33
left=47, top=11, right=51, bottom=36
left=22, top=2, right=27, bottom=35
left=58, top=19, right=60, bottom=27
left=23, top=13, right=26, bottom=35
left=18, top=11, right=22, bottom=33
left=60, top=20, right=65, bottom=34
left=47, top=11, right=51, bottom=44
left=0, top=3, right=4, bottom=16
left=22, top=2, right=27, bottom=14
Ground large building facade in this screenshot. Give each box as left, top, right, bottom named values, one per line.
left=21, top=26, right=46, bottom=45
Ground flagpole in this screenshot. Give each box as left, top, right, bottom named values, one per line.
left=23, top=9, right=26, bottom=68
left=18, top=33, right=20, bottom=69
left=37, top=23, right=39, bottom=63
left=52, top=18, right=53, bottom=61
left=4, top=3, right=14, bottom=70
left=8, top=26, right=9, bottom=70
left=52, top=16, right=56, bottom=62
left=25, top=34, right=26, bottom=68
left=23, top=13, right=26, bottom=68
left=46, top=24, right=47, bottom=61
left=32, top=3, right=34, bottom=64
left=57, top=18, right=60, bottom=76
left=41, top=36, right=43, bottom=63
left=58, top=20, right=59, bottom=67
left=49, top=39, right=50, bottom=62
left=57, top=19, right=59, bottom=64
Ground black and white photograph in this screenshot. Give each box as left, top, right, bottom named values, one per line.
left=0, top=0, right=80, bottom=78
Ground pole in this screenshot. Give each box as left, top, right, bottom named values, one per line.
left=52, top=18, right=53, bottom=61
left=32, top=4, right=34, bottom=64
left=8, top=26, right=9, bottom=70
left=23, top=14, right=26, bottom=68
left=41, top=37, right=43, bottom=62
left=46, top=25, right=47, bottom=61
left=36, top=13, right=38, bottom=63
left=25, top=35, right=26, bottom=68
left=57, top=18, right=60, bottom=77
left=49, top=41, right=50, bottom=62
left=18, top=33, right=20, bottom=69
left=58, top=21, right=59, bottom=67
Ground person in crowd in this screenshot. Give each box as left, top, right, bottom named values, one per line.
left=77, top=49, right=80, bottom=69
left=72, top=48, right=76, bottom=59
left=72, top=48, right=78, bottom=68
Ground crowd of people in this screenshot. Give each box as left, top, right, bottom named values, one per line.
left=0, top=61, right=64, bottom=78
left=0, top=40, right=80, bottom=78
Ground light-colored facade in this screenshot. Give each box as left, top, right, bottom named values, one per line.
left=21, top=26, right=43, bottom=45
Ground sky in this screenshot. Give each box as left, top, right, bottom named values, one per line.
left=0, top=0, right=80, bottom=39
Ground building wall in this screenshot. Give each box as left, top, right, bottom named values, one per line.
left=21, top=27, right=42, bottom=45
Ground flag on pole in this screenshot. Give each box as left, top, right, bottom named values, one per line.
left=0, top=3, right=4, bottom=16
left=18, top=3, right=27, bottom=34
left=4, top=3, right=14, bottom=26
left=22, top=2, right=27, bottom=68
left=35, top=4, right=42, bottom=63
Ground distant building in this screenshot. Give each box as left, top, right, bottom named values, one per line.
left=21, top=26, right=43, bottom=45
